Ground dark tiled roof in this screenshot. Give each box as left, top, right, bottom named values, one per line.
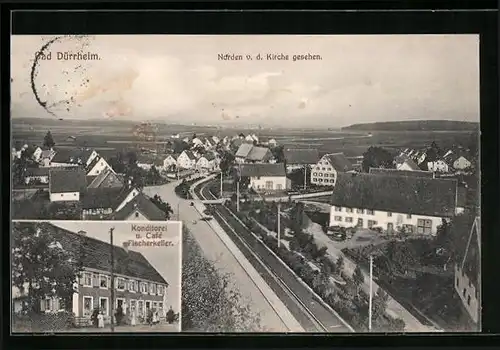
left=231, top=138, right=243, bottom=148
left=247, top=146, right=271, bottom=162
left=25, top=167, right=50, bottom=177
left=86, top=175, right=98, bottom=185
left=201, top=152, right=216, bottom=161
left=284, top=148, right=320, bottom=165
left=369, top=167, right=435, bottom=178
left=235, top=143, right=253, bottom=158
left=80, top=186, right=133, bottom=210
left=111, top=193, right=166, bottom=221
left=51, top=149, right=94, bottom=165
left=87, top=169, right=123, bottom=189
left=323, top=153, right=353, bottom=172
left=183, top=150, right=197, bottom=160
left=330, top=172, right=458, bottom=217
left=49, top=167, right=87, bottom=193
left=238, top=163, right=286, bottom=177
left=12, top=222, right=167, bottom=285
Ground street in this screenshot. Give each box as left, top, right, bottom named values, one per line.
left=142, top=180, right=289, bottom=332
left=59, top=323, right=180, bottom=333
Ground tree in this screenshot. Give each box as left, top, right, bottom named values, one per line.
left=182, top=228, right=262, bottom=331
left=372, top=289, right=389, bottom=321
left=361, top=146, right=394, bottom=172
left=12, top=157, right=28, bottom=186
left=219, top=151, right=235, bottom=175
left=43, top=131, right=55, bottom=149
left=150, top=195, right=174, bottom=220
left=146, top=166, right=162, bottom=185
left=336, top=255, right=345, bottom=273
left=352, top=265, right=365, bottom=293
left=12, top=222, right=83, bottom=313
left=272, top=145, right=285, bottom=163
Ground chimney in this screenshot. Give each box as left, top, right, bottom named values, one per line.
left=77, top=230, right=87, bottom=236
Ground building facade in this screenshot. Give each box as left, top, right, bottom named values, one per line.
left=328, top=172, right=458, bottom=235
left=311, top=153, right=353, bottom=187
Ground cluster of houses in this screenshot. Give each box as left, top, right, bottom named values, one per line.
left=398, top=146, right=475, bottom=174
left=12, top=222, right=169, bottom=325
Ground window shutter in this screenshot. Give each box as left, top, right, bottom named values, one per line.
left=40, top=299, right=44, bottom=311
left=114, top=277, right=118, bottom=289
left=53, top=298, right=59, bottom=311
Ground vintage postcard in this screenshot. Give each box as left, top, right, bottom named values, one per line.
left=11, top=34, right=480, bottom=333
left=11, top=220, right=182, bottom=333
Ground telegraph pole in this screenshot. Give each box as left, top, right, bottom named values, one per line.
left=303, top=165, right=307, bottom=191
left=109, top=227, right=115, bottom=332
left=277, top=202, right=281, bottom=248
left=368, top=255, right=373, bottom=332
left=236, top=164, right=241, bottom=212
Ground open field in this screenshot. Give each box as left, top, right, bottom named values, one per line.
left=12, top=118, right=475, bottom=159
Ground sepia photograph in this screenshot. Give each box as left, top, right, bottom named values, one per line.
left=11, top=220, right=182, bottom=333
left=11, top=34, right=480, bottom=333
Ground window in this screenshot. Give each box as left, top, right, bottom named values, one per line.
left=467, top=295, right=471, bottom=305
left=138, top=300, right=144, bottom=316
left=330, top=179, right=335, bottom=183
left=83, top=272, right=93, bottom=287
left=140, top=282, right=148, bottom=293
left=149, top=283, right=155, bottom=294
left=158, top=285, right=164, bottom=296
left=44, top=298, right=52, bottom=311
left=368, top=220, right=378, bottom=228
left=345, top=208, right=353, bottom=213
left=158, top=302, right=164, bottom=313
left=407, top=214, right=412, bottom=219
left=321, top=167, right=325, bottom=171
left=265, top=181, right=273, bottom=190
left=319, top=178, right=323, bottom=182
left=74, top=193, right=77, bottom=196
left=456, top=277, right=459, bottom=287
left=334, top=216, right=342, bottom=222
left=99, top=297, right=109, bottom=316
left=99, top=275, right=109, bottom=288
left=135, top=212, right=140, bottom=218
left=319, top=173, right=323, bottom=176
left=153, top=301, right=158, bottom=310
left=417, top=219, right=433, bottom=234
left=345, top=217, right=353, bottom=223
left=387, top=212, right=392, bottom=217
left=366, top=210, right=374, bottom=215
left=334, top=206, right=342, bottom=212
left=128, top=280, right=135, bottom=292
left=313, top=172, right=317, bottom=176
left=403, top=224, right=414, bottom=233
left=83, top=296, right=93, bottom=316
left=276, top=184, right=282, bottom=190
left=462, top=288, right=466, bottom=297
left=117, top=278, right=126, bottom=291
left=134, top=280, right=139, bottom=292
left=356, top=209, right=364, bottom=214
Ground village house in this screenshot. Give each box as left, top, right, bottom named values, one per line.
left=32, top=147, right=43, bottom=162
left=394, top=155, right=421, bottom=171
left=283, top=148, right=320, bottom=173
left=191, top=137, right=205, bottom=149
left=49, top=167, right=88, bottom=202
left=86, top=155, right=115, bottom=176
left=211, top=135, right=220, bottom=145
left=444, top=151, right=473, bottom=171
left=162, top=154, right=178, bottom=170
left=12, top=223, right=168, bottom=323
left=50, top=149, right=99, bottom=168
left=310, top=153, right=354, bottom=187
left=87, top=168, right=124, bottom=189
left=177, top=150, right=197, bottom=169
left=268, top=138, right=278, bottom=148
left=454, top=216, right=480, bottom=327
left=80, top=186, right=140, bottom=220
left=328, top=172, right=459, bottom=235
left=238, top=163, right=291, bottom=192
left=39, top=149, right=56, bottom=167
left=203, top=137, right=216, bottom=150
left=427, top=158, right=450, bottom=173
left=196, top=152, right=218, bottom=172
left=235, top=144, right=273, bottom=164
left=24, top=167, right=50, bottom=185
left=110, top=192, right=167, bottom=221
left=136, top=155, right=156, bottom=171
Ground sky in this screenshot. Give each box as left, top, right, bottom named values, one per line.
left=50, top=220, right=182, bottom=317
left=11, top=35, right=480, bottom=127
